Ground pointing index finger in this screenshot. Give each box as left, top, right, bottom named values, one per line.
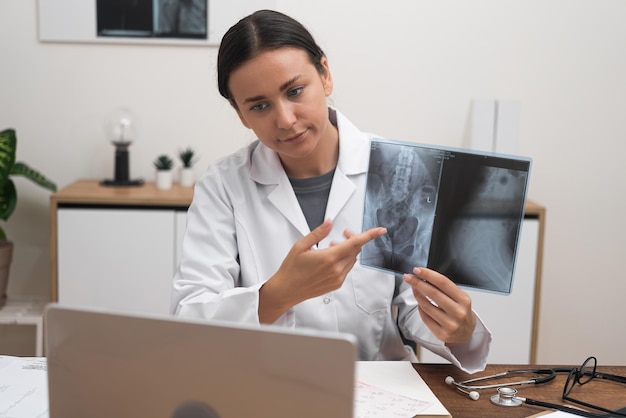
left=333, top=227, right=387, bottom=250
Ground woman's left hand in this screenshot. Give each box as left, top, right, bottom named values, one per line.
left=403, top=267, right=476, bottom=346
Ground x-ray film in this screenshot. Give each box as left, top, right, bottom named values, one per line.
left=361, top=138, right=532, bottom=294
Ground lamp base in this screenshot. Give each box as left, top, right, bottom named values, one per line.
left=100, top=178, right=144, bottom=187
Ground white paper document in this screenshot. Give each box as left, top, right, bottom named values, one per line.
left=356, top=361, right=451, bottom=417
left=0, top=356, right=49, bottom=418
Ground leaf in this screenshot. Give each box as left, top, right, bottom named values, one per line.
left=10, top=162, right=58, bottom=192
left=0, top=179, right=17, bottom=221
left=178, top=147, right=196, bottom=168
left=0, top=129, right=17, bottom=188
left=153, top=154, right=174, bottom=170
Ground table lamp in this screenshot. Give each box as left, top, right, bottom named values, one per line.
left=101, top=107, right=144, bottom=187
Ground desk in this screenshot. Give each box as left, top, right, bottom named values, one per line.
left=414, top=363, right=626, bottom=418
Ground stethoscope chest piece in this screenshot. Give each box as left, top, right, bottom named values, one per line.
left=490, top=387, right=522, bottom=407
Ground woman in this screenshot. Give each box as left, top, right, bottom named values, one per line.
left=172, top=9, right=491, bottom=373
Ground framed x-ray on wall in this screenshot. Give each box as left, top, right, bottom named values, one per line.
left=38, top=0, right=277, bottom=46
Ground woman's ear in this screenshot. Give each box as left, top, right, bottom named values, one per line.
left=320, top=56, right=334, bottom=97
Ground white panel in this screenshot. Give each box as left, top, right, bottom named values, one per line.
left=174, top=210, right=188, bottom=271
left=57, top=208, right=176, bottom=315
left=37, top=0, right=95, bottom=41
left=420, top=218, right=539, bottom=364
left=494, top=101, right=521, bottom=155
left=469, top=100, right=496, bottom=152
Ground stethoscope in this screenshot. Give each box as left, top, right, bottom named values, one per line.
left=445, top=368, right=568, bottom=401
left=448, top=365, right=626, bottom=417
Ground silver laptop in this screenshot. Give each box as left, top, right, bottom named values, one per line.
left=45, top=304, right=357, bottom=418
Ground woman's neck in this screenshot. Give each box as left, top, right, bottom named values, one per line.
left=281, top=123, right=339, bottom=179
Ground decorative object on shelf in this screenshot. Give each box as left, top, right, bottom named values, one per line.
left=0, top=128, right=57, bottom=308
left=154, top=154, right=174, bottom=190
left=178, top=147, right=197, bottom=187
left=101, top=107, right=144, bottom=187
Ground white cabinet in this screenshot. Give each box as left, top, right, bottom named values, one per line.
left=50, top=180, right=193, bottom=316
left=57, top=208, right=187, bottom=315
left=418, top=214, right=544, bottom=364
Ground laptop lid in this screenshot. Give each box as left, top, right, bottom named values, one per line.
left=45, top=304, right=357, bottom=418
left=361, top=138, right=532, bottom=294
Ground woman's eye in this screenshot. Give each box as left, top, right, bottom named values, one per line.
left=250, top=102, right=268, bottom=112
left=287, top=86, right=303, bottom=97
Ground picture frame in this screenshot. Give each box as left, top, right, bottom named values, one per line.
left=38, top=0, right=277, bottom=46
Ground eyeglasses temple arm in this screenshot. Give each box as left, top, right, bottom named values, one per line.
left=523, top=397, right=609, bottom=418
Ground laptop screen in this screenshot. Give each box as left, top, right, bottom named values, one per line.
left=361, top=138, right=531, bottom=294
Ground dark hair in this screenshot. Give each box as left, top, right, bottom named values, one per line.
left=217, top=9, right=326, bottom=103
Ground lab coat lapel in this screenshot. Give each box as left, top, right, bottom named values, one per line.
left=325, top=109, right=371, bottom=221
left=268, top=179, right=310, bottom=236
left=249, top=141, right=310, bottom=237
left=325, top=170, right=354, bottom=221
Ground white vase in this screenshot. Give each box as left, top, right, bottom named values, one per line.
left=155, top=170, right=173, bottom=190
left=179, top=167, right=195, bottom=187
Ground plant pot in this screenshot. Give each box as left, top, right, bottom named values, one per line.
left=156, top=170, right=173, bottom=190
left=0, top=240, right=14, bottom=308
left=179, top=167, right=195, bottom=187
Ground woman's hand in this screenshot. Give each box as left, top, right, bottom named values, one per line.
left=259, top=220, right=386, bottom=323
left=403, top=267, right=476, bottom=346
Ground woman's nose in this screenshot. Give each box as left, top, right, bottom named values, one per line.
left=275, top=102, right=296, bottom=129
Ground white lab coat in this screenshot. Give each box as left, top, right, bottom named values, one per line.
left=172, top=109, right=491, bottom=373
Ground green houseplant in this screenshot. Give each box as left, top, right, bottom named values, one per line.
left=0, top=128, right=57, bottom=306
left=177, top=147, right=196, bottom=187
left=178, top=147, right=196, bottom=169
left=153, top=154, right=174, bottom=171
left=153, top=154, right=174, bottom=190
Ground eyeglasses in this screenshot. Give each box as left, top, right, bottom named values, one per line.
left=562, top=356, right=626, bottom=417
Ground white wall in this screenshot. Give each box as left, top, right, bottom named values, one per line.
left=1, top=0, right=625, bottom=365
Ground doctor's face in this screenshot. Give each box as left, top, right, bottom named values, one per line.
left=228, top=47, right=335, bottom=175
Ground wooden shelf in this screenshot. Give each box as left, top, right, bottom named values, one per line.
left=50, top=179, right=194, bottom=207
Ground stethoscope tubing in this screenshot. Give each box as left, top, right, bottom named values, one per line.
left=448, top=368, right=558, bottom=391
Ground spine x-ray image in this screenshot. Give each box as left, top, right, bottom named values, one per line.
left=361, top=138, right=531, bottom=294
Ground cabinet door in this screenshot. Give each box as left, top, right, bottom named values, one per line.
left=419, top=218, right=540, bottom=364
left=57, top=208, right=176, bottom=315
left=174, top=210, right=188, bottom=268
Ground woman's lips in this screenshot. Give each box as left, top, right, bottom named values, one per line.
left=281, top=129, right=308, bottom=143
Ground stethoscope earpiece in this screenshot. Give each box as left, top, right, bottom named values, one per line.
left=446, top=376, right=480, bottom=401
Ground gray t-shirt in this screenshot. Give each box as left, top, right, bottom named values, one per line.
left=289, top=168, right=335, bottom=232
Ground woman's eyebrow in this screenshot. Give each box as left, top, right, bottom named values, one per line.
left=242, top=75, right=303, bottom=105
left=279, top=75, right=302, bottom=92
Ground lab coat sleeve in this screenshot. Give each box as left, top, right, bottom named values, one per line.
left=171, top=160, right=287, bottom=325
left=396, top=282, right=492, bottom=374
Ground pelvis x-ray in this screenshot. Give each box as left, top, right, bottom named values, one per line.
left=361, top=143, right=442, bottom=274
left=361, top=139, right=531, bottom=294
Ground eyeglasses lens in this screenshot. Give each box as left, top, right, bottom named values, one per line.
left=564, top=356, right=597, bottom=398
left=578, top=356, right=597, bottom=385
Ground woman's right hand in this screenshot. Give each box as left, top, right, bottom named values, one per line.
left=258, top=219, right=387, bottom=323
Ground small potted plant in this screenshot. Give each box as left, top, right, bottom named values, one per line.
left=153, top=154, right=174, bottom=190
left=0, top=128, right=57, bottom=307
left=178, top=147, right=196, bottom=187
